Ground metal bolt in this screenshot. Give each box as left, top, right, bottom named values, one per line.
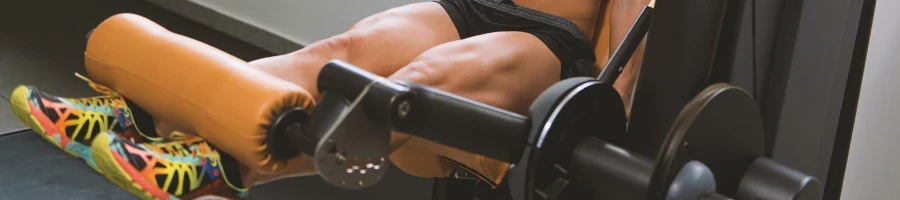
left=398, top=101, right=411, bottom=118
left=335, top=152, right=347, bottom=163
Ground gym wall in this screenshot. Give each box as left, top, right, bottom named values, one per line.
left=841, top=1, right=900, bottom=199
left=146, top=0, right=426, bottom=54
left=192, top=0, right=425, bottom=46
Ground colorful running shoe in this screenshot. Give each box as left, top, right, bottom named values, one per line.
left=92, top=130, right=249, bottom=200
left=8, top=73, right=162, bottom=165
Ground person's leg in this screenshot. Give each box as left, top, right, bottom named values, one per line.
left=246, top=2, right=460, bottom=99
left=131, top=1, right=463, bottom=185
left=148, top=2, right=460, bottom=140
left=245, top=31, right=565, bottom=186
left=82, top=2, right=463, bottom=196
left=610, top=0, right=651, bottom=117
left=387, top=31, right=562, bottom=186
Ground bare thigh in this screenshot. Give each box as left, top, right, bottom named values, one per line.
left=247, top=2, right=460, bottom=98
left=388, top=31, right=562, bottom=149
left=154, top=2, right=459, bottom=136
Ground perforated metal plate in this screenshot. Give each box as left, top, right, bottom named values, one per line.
left=311, top=86, right=391, bottom=189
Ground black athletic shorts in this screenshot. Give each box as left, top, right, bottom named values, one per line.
left=436, top=0, right=596, bottom=79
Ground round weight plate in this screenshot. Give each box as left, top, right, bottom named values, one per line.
left=648, top=83, right=765, bottom=199
left=509, top=79, right=627, bottom=200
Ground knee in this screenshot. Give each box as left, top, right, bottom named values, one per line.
left=389, top=45, right=512, bottom=87
left=390, top=57, right=510, bottom=108
left=389, top=57, right=445, bottom=86
left=289, top=33, right=355, bottom=59
left=321, top=33, right=355, bottom=52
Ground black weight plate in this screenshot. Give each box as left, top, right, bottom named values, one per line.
left=525, top=77, right=596, bottom=146
left=648, top=83, right=765, bottom=199
left=509, top=80, right=627, bottom=200
left=508, top=77, right=593, bottom=200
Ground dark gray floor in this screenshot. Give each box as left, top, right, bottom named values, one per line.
left=0, top=133, right=135, bottom=199
left=0, top=0, right=273, bottom=98
left=0, top=0, right=432, bottom=199
left=0, top=102, right=26, bottom=135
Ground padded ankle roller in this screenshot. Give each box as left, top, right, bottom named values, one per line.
left=83, top=13, right=316, bottom=174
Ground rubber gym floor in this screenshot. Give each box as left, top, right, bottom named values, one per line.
left=0, top=0, right=432, bottom=199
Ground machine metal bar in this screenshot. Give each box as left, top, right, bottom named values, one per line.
left=597, top=0, right=656, bottom=84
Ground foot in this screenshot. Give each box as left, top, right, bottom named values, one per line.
left=8, top=73, right=162, bottom=165
left=91, top=130, right=249, bottom=200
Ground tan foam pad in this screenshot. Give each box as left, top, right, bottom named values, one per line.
left=83, top=13, right=315, bottom=174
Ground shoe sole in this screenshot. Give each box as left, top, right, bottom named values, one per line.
left=9, top=86, right=99, bottom=168
left=92, top=132, right=179, bottom=200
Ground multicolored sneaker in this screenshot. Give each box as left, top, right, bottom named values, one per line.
left=8, top=73, right=162, bottom=166
left=91, top=130, right=249, bottom=200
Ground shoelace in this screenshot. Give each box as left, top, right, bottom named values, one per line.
left=131, top=138, right=219, bottom=195
left=74, top=73, right=243, bottom=193
left=71, top=73, right=128, bottom=114
left=75, top=73, right=120, bottom=97
left=69, top=97, right=118, bottom=111
left=73, top=73, right=160, bottom=143
left=140, top=136, right=249, bottom=194
left=42, top=98, right=115, bottom=141
left=166, top=132, right=194, bottom=141
left=147, top=137, right=216, bottom=159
